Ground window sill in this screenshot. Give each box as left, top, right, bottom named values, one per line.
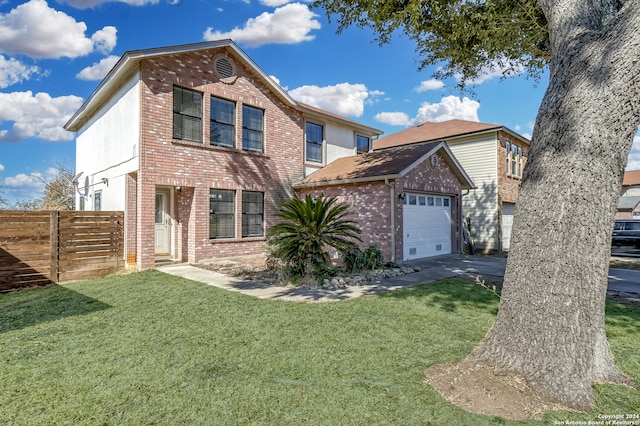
left=173, top=139, right=269, bottom=158
left=209, top=236, right=266, bottom=243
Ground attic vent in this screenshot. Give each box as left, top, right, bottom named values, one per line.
left=214, top=55, right=237, bottom=83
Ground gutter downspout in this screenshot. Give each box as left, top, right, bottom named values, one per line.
left=385, top=179, right=396, bottom=263
left=460, top=189, right=470, bottom=254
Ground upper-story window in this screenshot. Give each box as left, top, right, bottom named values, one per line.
left=242, top=105, right=264, bottom=153
left=306, top=122, right=324, bottom=163
left=506, top=141, right=524, bottom=178
left=173, top=86, right=202, bottom=143
left=211, top=96, right=235, bottom=148
left=356, top=135, right=370, bottom=154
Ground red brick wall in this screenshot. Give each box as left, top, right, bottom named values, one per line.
left=136, top=47, right=304, bottom=269
left=497, top=131, right=529, bottom=204
left=125, top=172, right=137, bottom=265
left=298, top=182, right=394, bottom=261
left=496, top=131, right=529, bottom=252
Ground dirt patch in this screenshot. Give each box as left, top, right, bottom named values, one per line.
left=425, top=360, right=567, bottom=420
left=610, top=257, right=640, bottom=271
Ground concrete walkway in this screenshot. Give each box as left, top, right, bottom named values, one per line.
left=157, top=254, right=506, bottom=303
left=158, top=254, right=640, bottom=304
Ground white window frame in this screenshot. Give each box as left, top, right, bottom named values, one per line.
left=305, top=121, right=325, bottom=164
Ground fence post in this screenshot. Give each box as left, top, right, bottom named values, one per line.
left=49, top=211, right=59, bottom=283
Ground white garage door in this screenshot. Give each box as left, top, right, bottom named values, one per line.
left=502, top=202, right=515, bottom=251
left=403, top=193, right=452, bottom=261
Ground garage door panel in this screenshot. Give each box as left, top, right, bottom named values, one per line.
left=403, top=194, right=452, bottom=261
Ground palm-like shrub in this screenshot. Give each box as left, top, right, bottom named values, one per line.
left=268, top=194, right=362, bottom=279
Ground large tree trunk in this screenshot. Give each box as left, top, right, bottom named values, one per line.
left=428, top=1, right=640, bottom=414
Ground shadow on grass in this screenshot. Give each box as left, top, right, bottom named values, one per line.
left=0, top=284, right=111, bottom=333
left=377, top=279, right=501, bottom=315
left=605, top=301, right=640, bottom=337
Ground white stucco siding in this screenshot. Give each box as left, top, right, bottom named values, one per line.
left=447, top=134, right=499, bottom=251
left=75, top=71, right=141, bottom=211
left=624, top=187, right=640, bottom=197
left=304, top=121, right=367, bottom=177
left=326, top=122, right=358, bottom=164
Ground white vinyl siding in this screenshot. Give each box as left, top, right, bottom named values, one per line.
left=447, top=135, right=499, bottom=252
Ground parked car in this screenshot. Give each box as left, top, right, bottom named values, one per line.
left=612, top=219, right=640, bottom=249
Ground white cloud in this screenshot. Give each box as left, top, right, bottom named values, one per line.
left=0, top=91, right=83, bottom=142
left=0, top=163, right=4, bottom=171
left=3, top=172, right=45, bottom=189
left=455, top=60, right=525, bottom=86
left=289, top=82, right=369, bottom=117
left=374, top=112, right=411, bottom=127
left=77, top=55, right=120, bottom=81
left=0, top=0, right=117, bottom=59
left=203, top=3, right=321, bottom=47
left=260, top=0, right=293, bottom=6
left=1, top=167, right=60, bottom=203
left=60, top=0, right=160, bottom=8
left=412, top=96, right=480, bottom=124
left=374, top=96, right=480, bottom=127
left=269, top=74, right=287, bottom=90
left=91, top=26, right=118, bottom=54
left=415, top=79, right=445, bottom=93
left=0, top=55, right=40, bottom=88
left=627, top=135, right=640, bottom=171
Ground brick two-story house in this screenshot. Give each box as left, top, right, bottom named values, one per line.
left=375, top=120, right=530, bottom=252
left=64, top=40, right=381, bottom=270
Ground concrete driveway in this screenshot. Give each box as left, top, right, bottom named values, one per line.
left=405, top=254, right=640, bottom=297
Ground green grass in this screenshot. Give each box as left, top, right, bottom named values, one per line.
left=0, top=271, right=638, bottom=425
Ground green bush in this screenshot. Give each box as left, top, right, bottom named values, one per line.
left=268, top=194, right=362, bottom=282
left=342, top=245, right=385, bottom=272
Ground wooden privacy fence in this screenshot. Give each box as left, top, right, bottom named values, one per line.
left=0, top=210, right=124, bottom=291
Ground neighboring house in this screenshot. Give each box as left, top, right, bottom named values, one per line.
left=621, top=170, right=640, bottom=197
left=374, top=120, right=530, bottom=253
left=616, top=171, right=640, bottom=219
left=64, top=40, right=381, bottom=270
left=295, top=141, right=475, bottom=262
left=616, top=196, right=640, bottom=219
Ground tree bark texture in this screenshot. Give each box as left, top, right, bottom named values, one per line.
left=469, top=0, right=640, bottom=410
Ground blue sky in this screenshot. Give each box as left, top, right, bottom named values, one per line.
left=0, top=0, right=638, bottom=205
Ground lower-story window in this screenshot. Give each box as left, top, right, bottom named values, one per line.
left=242, top=191, right=264, bottom=237
left=210, top=189, right=235, bottom=238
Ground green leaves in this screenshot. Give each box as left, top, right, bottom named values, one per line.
left=313, top=0, right=549, bottom=88
left=268, top=194, right=362, bottom=279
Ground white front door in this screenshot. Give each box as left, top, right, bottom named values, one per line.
left=155, top=191, right=170, bottom=255
left=501, top=202, right=516, bottom=251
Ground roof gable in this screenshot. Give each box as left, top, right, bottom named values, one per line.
left=374, top=119, right=527, bottom=150
left=295, top=141, right=474, bottom=190
left=623, top=170, right=640, bottom=186
left=65, top=39, right=381, bottom=135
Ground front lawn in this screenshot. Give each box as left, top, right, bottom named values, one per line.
left=0, top=271, right=638, bottom=425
